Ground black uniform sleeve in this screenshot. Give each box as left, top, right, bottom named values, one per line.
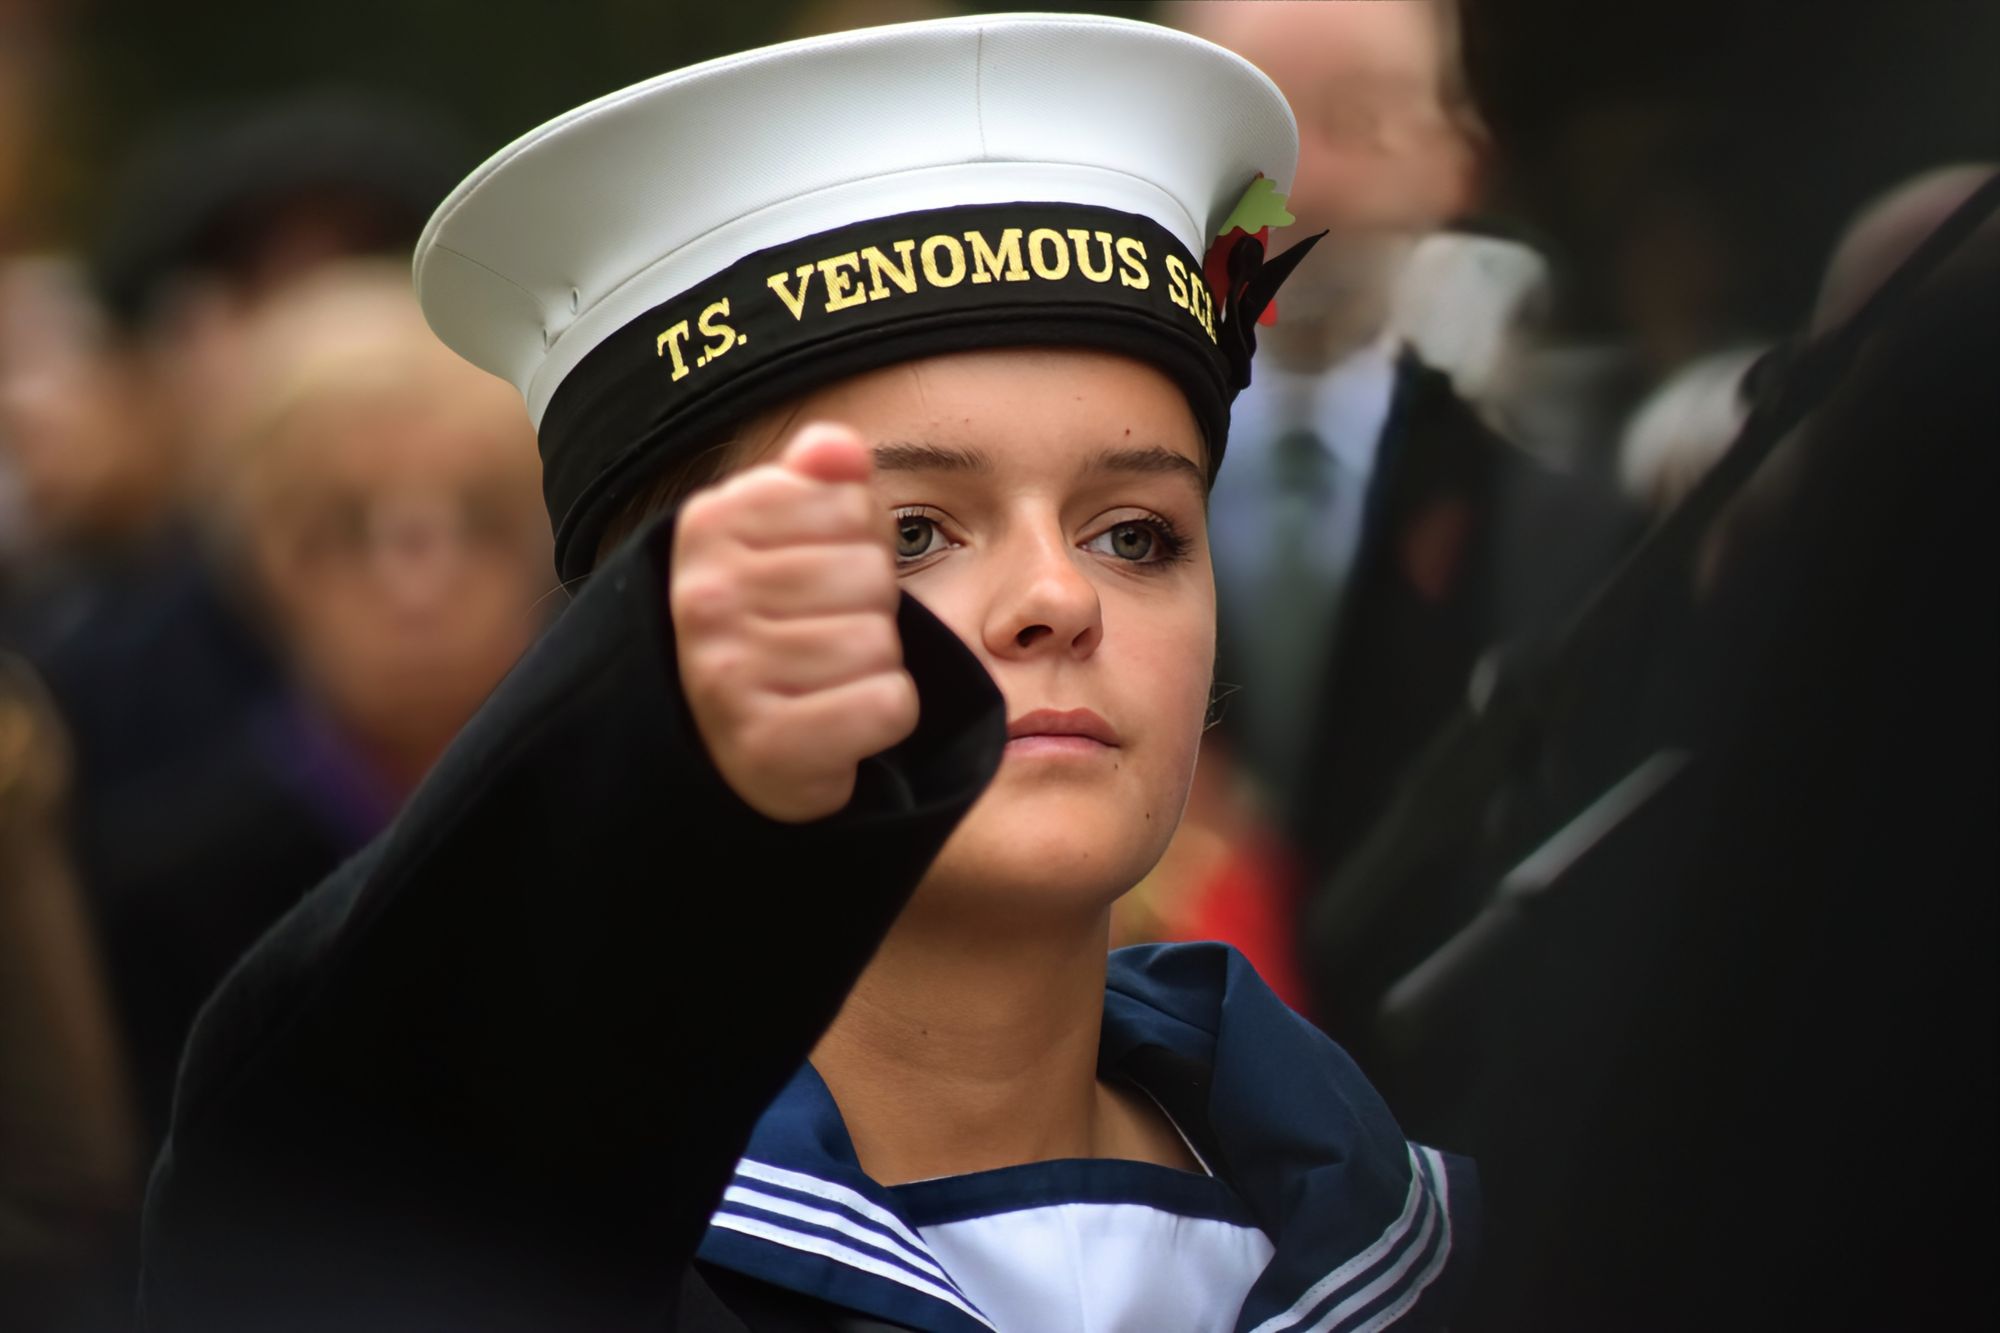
left=137, top=516, right=1005, bottom=1331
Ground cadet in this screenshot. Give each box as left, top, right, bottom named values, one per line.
left=141, top=15, right=1476, bottom=1332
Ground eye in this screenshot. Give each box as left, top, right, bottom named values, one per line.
left=893, top=511, right=952, bottom=564
left=1084, top=518, right=1183, bottom=564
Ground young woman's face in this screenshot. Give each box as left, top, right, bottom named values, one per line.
left=739, top=347, right=1215, bottom=922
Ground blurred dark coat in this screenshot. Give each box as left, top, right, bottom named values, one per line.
left=93, top=696, right=390, bottom=1140
left=1294, top=358, right=1624, bottom=862
left=1, top=530, right=361, bottom=1143
left=1217, top=354, right=1631, bottom=1034
left=1330, top=236, right=2000, bottom=1329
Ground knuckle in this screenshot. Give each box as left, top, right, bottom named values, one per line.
left=861, top=615, right=903, bottom=671
left=855, top=547, right=899, bottom=610
left=887, top=670, right=920, bottom=729
left=685, top=671, right=744, bottom=735
left=670, top=569, right=737, bottom=629
left=676, top=488, right=729, bottom=541
left=709, top=467, right=790, bottom=525
left=694, top=641, right=749, bottom=689
left=749, top=466, right=810, bottom=506
left=861, top=670, right=919, bottom=742
left=837, top=483, right=878, bottom=533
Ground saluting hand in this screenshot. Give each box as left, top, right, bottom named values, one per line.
left=670, top=423, right=919, bottom=822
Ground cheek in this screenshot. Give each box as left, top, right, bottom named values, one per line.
left=1109, top=591, right=1214, bottom=787
left=894, top=562, right=975, bottom=644
left=254, top=548, right=317, bottom=638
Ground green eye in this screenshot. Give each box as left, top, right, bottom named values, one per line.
left=1109, top=522, right=1157, bottom=560
left=895, top=514, right=941, bottom=561
left=1088, top=520, right=1161, bottom=562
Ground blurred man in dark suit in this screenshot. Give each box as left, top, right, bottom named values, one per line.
left=1169, top=2, right=1632, bottom=1026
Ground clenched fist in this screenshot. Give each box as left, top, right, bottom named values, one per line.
left=670, top=424, right=919, bottom=822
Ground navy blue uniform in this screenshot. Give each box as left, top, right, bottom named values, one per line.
left=140, top=518, right=1474, bottom=1330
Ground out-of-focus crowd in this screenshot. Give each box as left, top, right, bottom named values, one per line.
left=2, top=1, right=1994, bottom=1330
left=0, top=83, right=555, bottom=1330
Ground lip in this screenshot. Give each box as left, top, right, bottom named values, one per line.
left=1005, top=708, right=1120, bottom=747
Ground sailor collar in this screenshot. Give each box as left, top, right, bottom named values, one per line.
left=697, top=942, right=1477, bottom=1332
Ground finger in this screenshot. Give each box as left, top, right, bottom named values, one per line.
left=670, top=542, right=896, bottom=638
left=778, top=421, right=873, bottom=486
left=794, top=669, right=922, bottom=760
left=689, top=612, right=902, bottom=697
left=744, top=670, right=921, bottom=777
left=732, top=543, right=899, bottom=618
left=706, top=466, right=882, bottom=550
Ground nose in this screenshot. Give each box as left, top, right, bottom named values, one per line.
left=367, top=496, right=466, bottom=614
left=980, top=518, right=1103, bottom=662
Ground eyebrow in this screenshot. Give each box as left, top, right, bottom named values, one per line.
left=872, top=441, right=993, bottom=473
left=871, top=440, right=1203, bottom=487
left=1087, top=445, right=1205, bottom=487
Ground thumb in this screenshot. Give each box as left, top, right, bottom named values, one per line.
left=779, top=422, right=873, bottom=485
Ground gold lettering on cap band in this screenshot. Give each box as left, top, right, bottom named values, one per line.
left=641, top=181, right=1295, bottom=369
left=664, top=223, right=1208, bottom=386
left=655, top=221, right=1212, bottom=396
left=546, top=202, right=1265, bottom=582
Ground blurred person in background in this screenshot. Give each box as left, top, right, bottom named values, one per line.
left=0, top=258, right=161, bottom=595
left=210, top=260, right=553, bottom=792
left=86, top=92, right=469, bottom=508
left=1614, top=342, right=1771, bottom=520
left=1614, top=164, right=1994, bottom=551
left=1810, top=163, right=1999, bottom=338
left=96, top=259, right=551, bottom=1146
left=0, top=91, right=469, bottom=1147
left=1361, top=173, right=1999, bottom=1331
left=1688, top=162, right=1996, bottom=590
left=0, top=655, right=139, bottom=1333
left=1151, top=0, right=1632, bottom=1030
left=13, top=91, right=469, bottom=797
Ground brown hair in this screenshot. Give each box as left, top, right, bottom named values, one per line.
left=591, top=439, right=737, bottom=566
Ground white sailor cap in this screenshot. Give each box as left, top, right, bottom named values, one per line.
left=414, top=12, right=1307, bottom=578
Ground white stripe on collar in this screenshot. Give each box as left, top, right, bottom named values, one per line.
left=1343, top=1151, right=1453, bottom=1333
left=708, top=1211, right=994, bottom=1329
left=720, top=1185, right=957, bottom=1287
left=1247, top=1145, right=1453, bottom=1333
left=736, top=1160, right=944, bottom=1280
left=733, top=1158, right=939, bottom=1259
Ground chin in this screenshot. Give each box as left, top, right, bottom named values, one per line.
left=911, top=781, right=1181, bottom=926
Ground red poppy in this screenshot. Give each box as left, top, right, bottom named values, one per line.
left=1203, top=225, right=1281, bottom=327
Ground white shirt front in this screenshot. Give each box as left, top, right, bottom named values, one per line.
left=917, top=1198, right=1275, bottom=1333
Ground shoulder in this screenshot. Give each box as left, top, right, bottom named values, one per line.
left=1106, top=941, right=1482, bottom=1332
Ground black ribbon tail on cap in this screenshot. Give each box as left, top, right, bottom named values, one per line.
left=1220, top=228, right=1328, bottom=392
